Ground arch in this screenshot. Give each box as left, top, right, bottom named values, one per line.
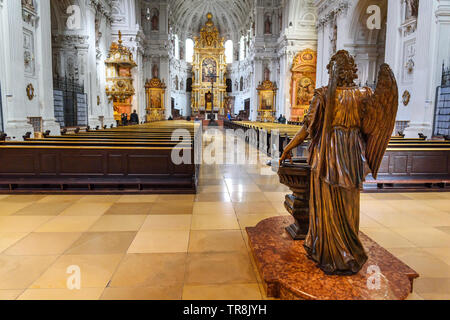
left=185, top=38, right=194, bottom=63
left=225, top=40, right=234, bottom=64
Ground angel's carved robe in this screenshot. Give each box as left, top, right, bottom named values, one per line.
left=303, top=86, right=375, bottom=274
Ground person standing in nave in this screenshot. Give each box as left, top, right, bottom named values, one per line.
left=280, top=50, right=399, bottom=275
left=130, top=110, right=139, bottom=125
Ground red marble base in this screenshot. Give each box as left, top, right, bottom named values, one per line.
left=246, top=216, right=419, bottom=300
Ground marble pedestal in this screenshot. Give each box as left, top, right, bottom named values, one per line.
left=246, top=216, right=419, bottom=300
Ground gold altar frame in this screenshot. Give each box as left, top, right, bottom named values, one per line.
left=290, top=49, right=317, bottom=122
left=145, top=78, right=166, bottom=122
left=257, top=80, right=277, bottom=122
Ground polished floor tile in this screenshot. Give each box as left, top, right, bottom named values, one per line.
left=13, top=202, right=73, bottom=216
left=0, top=255, right=58, bottom=289
left=17, top=288, right=105, bottom=300
left=193, top=202, right=235, bottom=215
left=35, top=216, right=100, bottom=233
left=149, top=202, right=193, bottom=215
left=191, top=214, right=239, bottom=230
left=188, top=230, right=247, bottom=253
left=390, top=228, right=450, bottom=248
left=0, top=290, right=23, bottom=300
left=30, top=254, right=124, bottom=289
left=36, top=195, right=84, bottom=204
left=59, top=203, right=113, bottom=217
left=116, top=195, right=159, bottom=203
left=3, top=232, right=81, bottom=256
left=104, top=203, right=152, bottom=215
left=0, top=216, right=53, bottom=233
left=109, top=253, right=186, bottom=288
left=194, top=192, right=231, bottom=202
left=88, top=215, right=146, bottom=232
left=0, top=202, right=36, bottom=216
left=101, top=285, right=183, bottom=300
left=140, top=215, right=192, bottom=231
left=0, top=233, right=28, bottom=253
left=127, top=230, right=190, bottom=253
left=65, top=232, right=137, bottom=255
left=182, top=283, right=262, bottom=300
left=185, top=252, right=257, bottom=285
left=232, top=202, right=277, bottom=215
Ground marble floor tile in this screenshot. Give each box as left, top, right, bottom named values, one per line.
left=104, top=203, right=152, bottom=215
left=109, top=253, right=186, bottom=288
left=35, top=216, right=100, bottom=233
left=194, top=192, right=231, bottom=202
left=0, top=195, right=46, bottom=203
left=65, top=232, right=137, bottom=255
left=191, top=214, right=240, bottom=230
left=116, top=195, right=159, bottom=203
left=157, top=195, right=196, bottom=201
left=185, top=252, right=257, bottom=285
left=188, top=230, right=247, bottom=253
left=88, top=215, right=146, bottom=232
left=0, top=290, right=23, bottom=300
left=0, top=233, right=28, bottom=253
left=12, top=202, right=73, bottom=216
left=388, top=248, right=450, bottom=278
left=127, top=230, right=190, bottom=253
left=3, top=232, right=81, bottom=256
left=193, top=202, right=235, bottom=215
left=233, top=202, right=277, bottom=215
left=77, top=195, right=120, bottom=203
left=0, top=255, right=58, bottom=289
left=0, top=216, right=53, bottom=233
left=360, top=227, right=415, bottom=248
left=59, top=203, right=114, bottom=216
left=226, top=184, right=262, bottom=193
left=182, top=283, right=262, bottom=300
left=101, top=284, right=183, bottom=300
left=149, top=201, right=194, bottom=215
left=390, top=228, right=450, bottom=248
left=230, top=192, right=269, bottom=203
left=17, top=288, right=105, bottom=300
left=36, top=195, right=84, bottom=204
left=413, top=278, right=450, bottom=296
left=0, top=202, right=36, bottom=216
left=140, top=215, right=192, bottom=231
left=197, top=185, right=229, bottom=193
left=237, top=214, right=279, bottom=230
left=30, top=254, right=124, bottom=289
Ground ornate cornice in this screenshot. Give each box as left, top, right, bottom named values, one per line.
left=316, top=0, right=350, bottom=28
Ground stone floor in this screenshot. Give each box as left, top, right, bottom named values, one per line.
left=0, top=131, right=449, bottom=300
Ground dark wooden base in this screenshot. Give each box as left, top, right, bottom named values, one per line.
left=246, top=216, right=419, bottom=300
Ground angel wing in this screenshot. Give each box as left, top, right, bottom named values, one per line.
left=362, top=64, right=399, bottom=179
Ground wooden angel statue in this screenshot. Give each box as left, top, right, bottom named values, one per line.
left=280, top=50, right=398, bottom=275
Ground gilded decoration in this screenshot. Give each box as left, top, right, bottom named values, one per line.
left=26, top=83, right=35, bottom=101
left=145, top=77, right=166, bottom=122
left=257, top=80, right=277, bottom=122
left=105, top=31, right=137, bottom=123
left=191, top=13, right=228, bottom=119
left=402, top=90, right=411, bottom=106
left=290, top=49, right=317, bottom=122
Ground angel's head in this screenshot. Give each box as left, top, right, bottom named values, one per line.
left=327, top=50, right=358, bottom=87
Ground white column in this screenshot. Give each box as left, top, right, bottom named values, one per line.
left=404, top=0, right=436, bottom=138
left=86, top=5, right=101, bottom=128
left=3, top=0, right=33, bottom=139
left=36, top=0, right=60, bottom=135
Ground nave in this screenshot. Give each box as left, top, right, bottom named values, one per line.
left=0, top=129, right=449, bottom=300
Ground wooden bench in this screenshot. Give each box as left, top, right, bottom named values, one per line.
left=0, top=121, right=200, bottom=194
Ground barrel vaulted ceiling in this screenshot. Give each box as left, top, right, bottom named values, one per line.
left=167, top=0, right=254, bottom=38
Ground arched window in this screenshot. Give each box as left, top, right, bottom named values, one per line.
left=186, top=38, right=194, bottom=63
left=225, top=40, right=233, bottom=64
left=239, top=36, right=245, bottom=61
left=174, top=34, right=179, bottom=59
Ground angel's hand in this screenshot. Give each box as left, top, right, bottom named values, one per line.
left=279, top=150, right=293, bottom=166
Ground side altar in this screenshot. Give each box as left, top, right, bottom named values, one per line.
left=145, top=77, right=166, bottom=122
left=191, top=13, right=228, bottom=120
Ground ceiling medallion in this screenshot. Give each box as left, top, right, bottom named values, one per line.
left=402, top=90, right=411, bottom=106
left=26, top=83, right=35, bottom=100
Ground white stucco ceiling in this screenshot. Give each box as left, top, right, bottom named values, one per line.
left=167, top=0, right=254, bottom=38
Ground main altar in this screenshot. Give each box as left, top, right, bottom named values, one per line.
left=191, top=13, right=228, bottom=120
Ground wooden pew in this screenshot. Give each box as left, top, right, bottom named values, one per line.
left=0, top=121, right=200, bottom=194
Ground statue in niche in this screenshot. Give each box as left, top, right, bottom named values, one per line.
left=265, top=15, right=272, bottom=34
left=152, top=64, right=159, bottom=78
left=151, top=9, right=159, bottom=31
left=22, top=0, right=34, bottom=10
left=406, top=0, right=419, bottom=19
left=280, top=50, right=399, bottom=275
left=264, top=67, right=271, bottom=81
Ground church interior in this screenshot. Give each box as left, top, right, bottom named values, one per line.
left=0, top=0, right=449, bottom=302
